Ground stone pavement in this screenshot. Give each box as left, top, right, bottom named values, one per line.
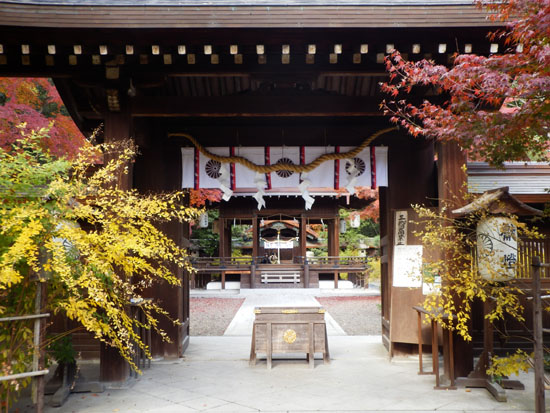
left=222, top=288, right=348, bottom=336
left=17, top=287, right=549, bottom=412
left=40, top=336, right=543, bottom=412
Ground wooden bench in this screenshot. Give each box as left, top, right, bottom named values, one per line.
left=249, top=306, right=330, bottom=369
left=260, top=271, right=300, bottom=284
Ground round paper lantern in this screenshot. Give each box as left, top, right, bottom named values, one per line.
left=476, top=216, right=517, bottom=282
left=199, top=212, right=209, bottom=228
left=339, top=218, right=347, bottom=234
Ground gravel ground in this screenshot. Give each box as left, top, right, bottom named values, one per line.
left=190, top=297, right=245, bottom=336
left=316, top=296, right=381, bottom=335
left=190, top=295, right=381, bottom=336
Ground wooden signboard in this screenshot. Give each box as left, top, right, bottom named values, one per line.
left=389, top=208, right=441, bottom=347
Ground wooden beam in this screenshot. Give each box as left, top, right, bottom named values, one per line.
left=130, top=96, right=382, bottom=117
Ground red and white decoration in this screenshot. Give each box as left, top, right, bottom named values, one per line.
left=181, top=146, right=388, bottom=209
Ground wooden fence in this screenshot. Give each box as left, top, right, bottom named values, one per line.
left=518, top=239, right=549, bottom=279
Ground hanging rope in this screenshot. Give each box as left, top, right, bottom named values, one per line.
left=169, top=127, right=397, bottom=173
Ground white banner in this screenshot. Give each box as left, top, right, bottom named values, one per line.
left=264, top=240, right=294, bottom=249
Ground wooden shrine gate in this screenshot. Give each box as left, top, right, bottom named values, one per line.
left=0, top=0, right=523, bottom=387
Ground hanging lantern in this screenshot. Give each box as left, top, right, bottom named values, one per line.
left=339, top=218, right=347, bottom=234
left=476, top=216, right=517, bottom=282
left=199, top=212, right=209, bottom=228
left=350, top=213, right=361, bottom=228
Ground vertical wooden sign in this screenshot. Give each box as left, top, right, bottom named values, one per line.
left=394, top=210, right=408, bottom=246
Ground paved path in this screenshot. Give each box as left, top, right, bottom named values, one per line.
left=15, top=287, right=548, bottom=412
left=222, top=288, right=347, bottom=336
left=39, top=336, right=544, bottom=412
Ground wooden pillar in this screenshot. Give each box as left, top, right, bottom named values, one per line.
left=132, top=120, right=187, bottom=360
left=104, top=111, right=133, bottom=190
left=100, top=111, right=132, bottom=384
left=532, top=257, right=545, bottom=413
left=225, top=221, right=232, bottom=261
left=219, top=218, right=226, bottom=260
left=299, top=215, right=307, bottom=259
left=251, top=216, right=258, bottom=289
left=252, top=215, right=259, bottom=260
left=327, top=218, right=339, bottom=288
left=182, top=219, right=190, bottom=352
left=437, top=141, right=467, bottom=209
left=250, top=263, right=256, bottom=289
left=218, top=218, right=227, bottom=289
left=436, top=141, right=472, bottom=379
left=100, top=343, right=129, bottom=383
left=304, top=262, right=310, bottom=288
left=300, top=215, right=308, bottom=287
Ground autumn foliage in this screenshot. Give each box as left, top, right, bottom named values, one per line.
left=0, top=129, right=200, bottom=408
left=0, top=77, right=87, bottom=159
left=381, top=0, right=550, bottom=166
left=189, top=188, right=222, bottom=207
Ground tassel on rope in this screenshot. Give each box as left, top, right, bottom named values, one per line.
left=299, top=172, right=315, bottom=210
left=218, top=163, right=233, bottom=201
left=253, top=172, right=267, bottom=210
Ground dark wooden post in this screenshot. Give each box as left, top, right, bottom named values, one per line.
left=100, top=110, right=132, bottom=384
left=304, top=260, right=310, bottom=288
left=300, top=215, right=308, bottom=287
left=299, top=215, right=307, bottom=259
left=250, top=262, right=256, bottom=289
left=225, top=221, right=232, bottom=262
left=252, top=215, right=259, bottom=261
left=327, top=218, right=339, bottom=288
left=532, top=256, right=545, bottom=413
left=436, top=141, right=472, bottom=379
left=219, top=218, right=226, bottom=262
left=132, top=121, right=188, bottom=359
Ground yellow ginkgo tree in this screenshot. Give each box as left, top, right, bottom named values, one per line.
left=414, top=196, right=544, bottom=381
left=0, top=126, right=200, bottom=408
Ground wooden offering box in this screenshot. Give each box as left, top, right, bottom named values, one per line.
left=249, top=306, right=330, bottom=369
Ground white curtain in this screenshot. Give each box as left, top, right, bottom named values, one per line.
left=304, top=146, right=335, bottom=188
left=235, top=147, right=265, bottom=188
left=181, top=146, right=388, bottom=190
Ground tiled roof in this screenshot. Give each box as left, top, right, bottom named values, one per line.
left=2, top=0, right=478, bottom=5
left=0, top=0, right=496, bottom=29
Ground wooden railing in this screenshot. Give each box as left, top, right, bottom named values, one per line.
left=191, top=256, right=368, bottom=271
left=190, top=256, right=253, bottom=270
left=294, top=256, right=368, bottom=267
